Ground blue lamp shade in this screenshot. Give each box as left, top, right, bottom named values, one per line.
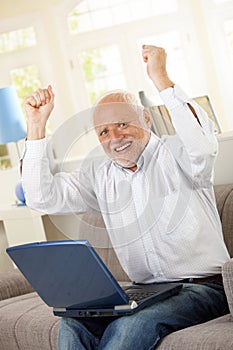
left=0, top=86, right=26, bottom=144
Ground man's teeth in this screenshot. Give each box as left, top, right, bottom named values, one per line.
left=115, top=142, right=131, bottom=152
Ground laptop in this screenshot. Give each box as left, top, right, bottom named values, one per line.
left=6, top=240, right=182, bottom=317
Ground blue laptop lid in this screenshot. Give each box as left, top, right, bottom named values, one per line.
left=6, top=240, right=129, bottom=308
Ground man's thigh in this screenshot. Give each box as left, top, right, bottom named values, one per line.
left=98, top=282, right=228, bottom=350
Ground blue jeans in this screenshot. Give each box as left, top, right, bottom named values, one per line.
left=58, top=282, right=228, bottom=350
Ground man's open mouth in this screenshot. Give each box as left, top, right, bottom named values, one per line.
left=114, top=142, right=132, bottom=152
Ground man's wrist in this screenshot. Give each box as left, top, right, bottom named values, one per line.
left=151, top=74, right=174, bottom=92
left=26, top=123, right=46, bottom=140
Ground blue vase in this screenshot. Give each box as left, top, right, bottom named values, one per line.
left=15, top=181, right=26, bottom=205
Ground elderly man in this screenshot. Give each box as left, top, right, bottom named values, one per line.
left=22, top=45, right=229, bottom=350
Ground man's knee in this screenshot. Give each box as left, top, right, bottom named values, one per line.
left=58, top=317, right=98, bottom=350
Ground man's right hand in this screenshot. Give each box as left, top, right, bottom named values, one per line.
left=25, top=85, right=54, bottom=140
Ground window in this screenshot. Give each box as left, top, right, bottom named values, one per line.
left=65, top=0, right=233, bottom=132
left=67, top=0, right=196, bottom=111
left=79, top=45, right=126, bottom=103
left=0, top=145, right=11, bottom=170
left=10, top=65, right=41, bottom=114
left=68, top=0, right=178, bottom=34
left=224, top=19, right=233, bottom=59
left=0, top=26, right=36, bottom=55
left=0, top=25, right=41, bottom=115
left=138, top=31, right=191, bottom=100
left=0, top=20, right=46, bottom=169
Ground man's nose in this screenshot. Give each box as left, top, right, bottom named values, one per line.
left=109, top=128, right=123, bottom=140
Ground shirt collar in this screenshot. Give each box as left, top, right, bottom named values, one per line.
left=138, top=132, right=160, bottom=169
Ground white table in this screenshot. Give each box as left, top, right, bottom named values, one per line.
left=0, top=205, right=47, bottom=271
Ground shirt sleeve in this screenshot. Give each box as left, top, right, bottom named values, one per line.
left=159, top=85, right=218, bottom=186
left=21, top=138, right=98, bottom=214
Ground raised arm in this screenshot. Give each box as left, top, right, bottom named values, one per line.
left=142, top=45, right=218, bottom=186
left=142, top=45, right=201, bottom=124
left=22, top=87, right=97, bottom=214
left=142, top=45, right=174, bottom=92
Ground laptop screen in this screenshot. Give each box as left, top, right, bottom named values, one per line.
left=7, top=240, right=129, bottom=308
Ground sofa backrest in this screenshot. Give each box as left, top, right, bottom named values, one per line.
left=76, top=213, right=130, bottom=282
left=0, top=270, right=34, bottom=301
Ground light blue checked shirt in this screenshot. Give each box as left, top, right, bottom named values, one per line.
left=22, top=86, right=230, bottom=283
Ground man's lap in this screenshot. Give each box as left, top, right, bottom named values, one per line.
left=58, top=282, right=228, bottom=350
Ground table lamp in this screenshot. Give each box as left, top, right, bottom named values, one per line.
left=0, top=85, right=26, bottom=156
left=0, top=85, right=27, bottom=204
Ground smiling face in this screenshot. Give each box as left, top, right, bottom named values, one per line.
left=93, top=93, right=151, bottom=171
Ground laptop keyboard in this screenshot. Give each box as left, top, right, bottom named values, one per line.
left=127, top=291, right=158, bottom=302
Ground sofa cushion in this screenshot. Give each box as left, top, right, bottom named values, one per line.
left=1, top=291, right=232, bottom=350
left=0, top=270, right=34, bottom=301
left=0, top=292, right=59, bottom=350
left=157, top=314, right=233, bottom=350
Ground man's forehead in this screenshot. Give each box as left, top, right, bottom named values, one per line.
left=94, top=101, right=135, bottom=112
left=93, top=102, right=140, bottom=126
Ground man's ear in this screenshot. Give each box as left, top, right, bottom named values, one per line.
left=143, top=108, right=152, bottom=129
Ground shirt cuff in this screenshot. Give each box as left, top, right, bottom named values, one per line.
left=22, top=138, right=48, bottom=159
left=159, top=85, right=190, bottom=111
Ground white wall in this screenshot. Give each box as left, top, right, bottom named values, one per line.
left=0, top=166, right=21, bottom=207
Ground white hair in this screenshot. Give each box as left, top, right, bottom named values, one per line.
left=93, top=89, right=145, bottom=123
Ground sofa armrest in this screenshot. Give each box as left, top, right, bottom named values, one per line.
left=214, top=184, right=233, bottom=257
left=222, top=259, right=233, bottom=316
left=0, top=270, right=34, bottom=301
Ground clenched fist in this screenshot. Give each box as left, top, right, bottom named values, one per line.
left=25, top=85, right=55, bottom=140
left=142, top=45, right=174, bottom=91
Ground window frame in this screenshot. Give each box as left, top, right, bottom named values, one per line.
left=64, top=1, right=208, bottom=111
left=0, top=13, right=54, bottom=168
left=0, top=13, right=53, bottom=87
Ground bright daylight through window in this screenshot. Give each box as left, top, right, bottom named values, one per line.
left=79, top=45, right=126, bottom=104
left=0, top=26, right=41, bottom=169
left=0, top=26, right=36, bottom=54
left=67, top=0, right=178, bottom=34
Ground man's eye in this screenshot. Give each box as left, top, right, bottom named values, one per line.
left=100, top=129, right=108, bottom=137
left=119, top=122, right=128, bottom=128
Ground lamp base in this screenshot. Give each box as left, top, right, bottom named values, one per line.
left=15, top=181, right=26, bottom=205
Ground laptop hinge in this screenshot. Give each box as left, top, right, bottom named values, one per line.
left=53, top=307, right=66, bottom=312
left=114, top=300, right=138, bottom=310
